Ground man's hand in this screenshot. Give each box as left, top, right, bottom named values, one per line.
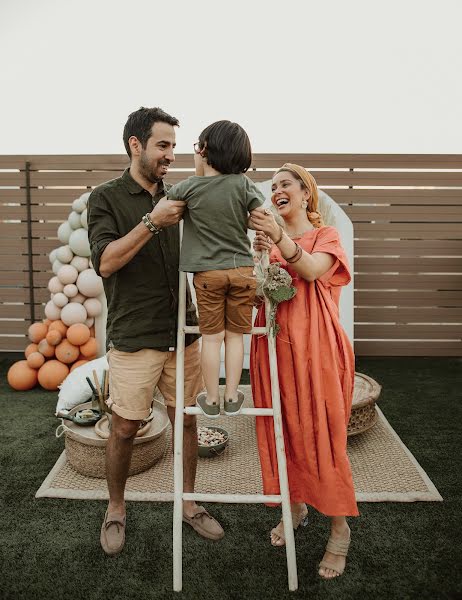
left=150, top=196, right=186, bottom=228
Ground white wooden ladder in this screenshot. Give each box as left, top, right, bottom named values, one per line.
left=173, top=261, right=298, bottom=592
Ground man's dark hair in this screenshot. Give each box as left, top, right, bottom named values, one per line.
left=198, top=120, right=252, bottom=174
left=123, top=107, right=179, bottom=158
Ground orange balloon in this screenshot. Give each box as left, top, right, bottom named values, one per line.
left=43, top=318, right=52, bottom=326
left=70, top=359, right=89, bottom=372
left=79, top=337, right=98, bottom=358
left=48, top=320, right=68, bottom=337
left=37, top=338, right=56, bottom=358
left=38, top=360, right=69, bottom=390
left=55, top=339, right=80, bottom=364
left=46, top=329, right=62, bottom=346
left=66, top=323, right=91, bottom=346
left=27, top=351, right=45, bottom=369
left=28, top=322, right=48, bottom=343
left=38, top=338, right=55, bottom=358
left=7, top=360, right=38, bottom=390
left=25, top=343, right=39, bottom=358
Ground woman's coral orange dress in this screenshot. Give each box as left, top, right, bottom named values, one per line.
left=250, top=226, right=359, bottom=516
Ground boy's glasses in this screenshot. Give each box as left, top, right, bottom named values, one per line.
left=193, top=142, right=202, bottom=154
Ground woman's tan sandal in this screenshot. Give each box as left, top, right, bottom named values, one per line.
left=318, top=528, right=351, bottom=578
left=270, top=505, right=308, bottom=547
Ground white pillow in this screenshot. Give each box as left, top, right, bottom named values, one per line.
left=56, top=356, right=109, bottom=414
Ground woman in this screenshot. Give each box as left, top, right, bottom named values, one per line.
left=249, top=163, right=359, bottom=580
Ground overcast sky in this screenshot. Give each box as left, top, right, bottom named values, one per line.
left=1, top=0, right=461, bottom=155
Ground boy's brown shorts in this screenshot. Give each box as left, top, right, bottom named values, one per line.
left=107, top=340, right=203, bottom=421
left=193, top=267, right=256, bottom=335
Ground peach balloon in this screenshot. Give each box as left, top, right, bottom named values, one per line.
left=38, top=360, right=69, bottom=391
left=28, top=322, right=48, bottom=343
left=7, top=360, right=38, bottom=391
left=27, top=352, right=45, bottom=369
left=60, top=303, right=87, bottom=326
left=55, top=339, right=80, bottom=364
left=70, top=359, right=89, bottom=372
left=48, top=320, right=68, bottom=337
left=79, top=337, right=98, bottom=358
left=46, top=329, right=62, bottom=346
left=57, top=264, right=78, bottom=285
left=66, top=323, right=91, bottom=346
left=25, top=343, right=39, bottom=358
left=38, top=338, right=55, bottom=358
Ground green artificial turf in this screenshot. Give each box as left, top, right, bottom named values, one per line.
left=1, top=356, right=461, bottom=600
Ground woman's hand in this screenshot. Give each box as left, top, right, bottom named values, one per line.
left=253, top=231, right=273, bottom=253
left=249, top=207, right=281, bottom=241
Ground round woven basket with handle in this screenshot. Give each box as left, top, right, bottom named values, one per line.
left=347, top=372, right=382, bottom=437
left=64, top=400, right=169, bottom=478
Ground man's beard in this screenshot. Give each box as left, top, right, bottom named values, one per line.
left=139, top=151, right=169, bottom=184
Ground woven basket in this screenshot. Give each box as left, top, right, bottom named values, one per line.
left=347, top=372, right=382, bottom=437
left=64, top=400, right=169, bottom=479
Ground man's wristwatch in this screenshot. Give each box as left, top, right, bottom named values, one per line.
left=142, top=213, right=162, bottom=235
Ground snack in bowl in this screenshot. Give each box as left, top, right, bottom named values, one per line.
left=197, top=426, right=229, bottom=458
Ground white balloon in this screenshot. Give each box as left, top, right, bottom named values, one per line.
left=68, top=211, right=82, bottom=229
left=70, top=256, right=89, bottom=272
left=77, top=269, right=104, bottom=297
left=45, top=300, right=61, bottom=321
left=48, top=276, right=64, bottom=294
left=70, top=293, right=86, bottom=303
left=63, top=283, right=79, bottom=298
left=56, top=245, right=74, bottom=264
left=57, top=221, right=73, bottom=244
left=52, top=259, right=64, bottom=275
left=60, top=303, right=87, bottom=326
left=68, top=228, right=90, bottom=257
left=52, top=292, right=69, bottom=308
left=57, top=264, right=79, bottom=285
left=49, top=248, right=58, bottom=264
left=80, top=208, right=88, bottom=230
left=72, top=193, right=89, bottom=213
left=83, top=297, right=102, bottom=317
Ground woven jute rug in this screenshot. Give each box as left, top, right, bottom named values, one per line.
left=36, top=386, right=442, bottom=503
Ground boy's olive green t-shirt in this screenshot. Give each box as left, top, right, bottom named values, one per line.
left=167, top=174, right=265, bottom=272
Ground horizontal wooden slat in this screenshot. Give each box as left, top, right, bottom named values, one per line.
left=0, top=336, right=29, bottom=352
left=0, top=305, right=31, bottom=318
left=0, top=271, right=52, bottom=286
left=355, top=273, right=462, bottom=290
left=355, top=240, right=462, bottom=255
left=355, top=324, right=461, bottom=339
left=355, top=290, right=461, bottom=306
left=4, top=153, right=462, bottom=170
left=0, top=288, right=48, bottom=302
left=0, top=223, right=28, bottom=236
left=344, top=205, right=462, bottom=222
left=0, top=255, right=30, bottom=269
left=0, top=172, right=25, bottom=186
left=327, top=189, right=462, bottom=205
left=355, top=307, right=462, bottom=322
left=30, top=205, right=75, bottom=219
left=0, top=205, right=29, bottom=219
left=0, top=321, right=30, bottom=335
left=354, top=223, right=462, bottom=239
left=356, top=257, right=462, bottom=271
left=355, top=340, right=461, bottom=356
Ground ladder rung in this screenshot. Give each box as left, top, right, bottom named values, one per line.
left=184, top=407, right=274, bottom=416
left=182, top=493, right=282, bottom=504
left=184, top=325, right=266, bottom=335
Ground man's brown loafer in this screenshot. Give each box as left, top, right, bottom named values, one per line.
left=183, top=506, right=224, bottom=540
left=100, top=509, right=126, bottom=556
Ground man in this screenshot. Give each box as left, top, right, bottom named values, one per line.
left=88, top=106, right=224, bottom=557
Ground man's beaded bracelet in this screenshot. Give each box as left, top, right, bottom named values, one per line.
left=142, top=213, right=162, bottom=235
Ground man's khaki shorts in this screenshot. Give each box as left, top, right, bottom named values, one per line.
left=107, top=340, right=203, bottom=421
left=193, top=267, right=256, bottom=335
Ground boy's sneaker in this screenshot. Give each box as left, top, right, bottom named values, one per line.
left=196, top=392, right=220, bottom=418
left=224, top=390, right=245, bottom=416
